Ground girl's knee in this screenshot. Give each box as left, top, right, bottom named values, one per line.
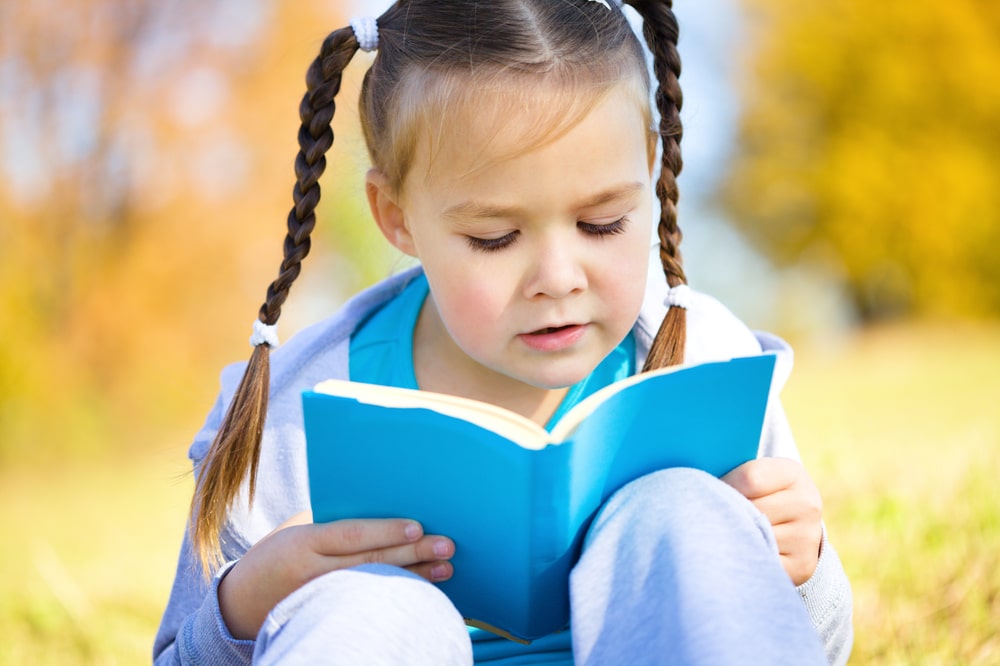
left=618, top=467, right=726, bottom=505
left=257, top=565, right=472, bottom=665
left=584, top=467, right=773, bottom=550
left=268, top=564, right=461, bottom=627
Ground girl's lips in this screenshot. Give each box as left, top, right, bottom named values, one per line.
left=518, top=324, right=587, bottom=352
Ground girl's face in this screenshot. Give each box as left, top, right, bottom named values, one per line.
left=368, top=85, right=654, bottom=398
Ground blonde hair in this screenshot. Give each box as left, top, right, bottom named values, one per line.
left=191, top=0, right=687, bottom=574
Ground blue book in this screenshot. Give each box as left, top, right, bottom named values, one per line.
left=303, top=354, right=776, bottom=643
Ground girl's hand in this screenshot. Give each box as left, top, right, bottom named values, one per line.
left=722, top=457, right=823, bottom=586
left=218, top=512, right=455, bottom=640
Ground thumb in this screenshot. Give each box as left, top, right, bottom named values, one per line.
left=274, top=509, right=313, bottom=532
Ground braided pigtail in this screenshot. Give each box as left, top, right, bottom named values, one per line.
left=624, top=0, right=687, bottom=371
left=190, top=25, right=363, bottom=575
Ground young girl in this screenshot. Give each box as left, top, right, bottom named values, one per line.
left=154, top=1, right=853, bottom=664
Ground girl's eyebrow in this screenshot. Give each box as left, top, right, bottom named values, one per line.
left=443, top=181, right=647, bottom=221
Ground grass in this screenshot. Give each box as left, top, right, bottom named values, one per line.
left=785, top=322, right=1000, bottom=665
left=0, top=321, right=997, bottom=664
left=0, top=448, right=193, bottom=665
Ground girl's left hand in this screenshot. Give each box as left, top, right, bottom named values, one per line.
left=722, top=457, right=823, bottom=586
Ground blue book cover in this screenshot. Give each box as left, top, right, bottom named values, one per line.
left=303, top=354, right=776, bottom=642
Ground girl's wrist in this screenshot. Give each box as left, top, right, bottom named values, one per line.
left=217, top=561, right=262, bottom=641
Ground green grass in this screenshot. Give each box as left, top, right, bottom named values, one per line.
left=786, top=322, right=1000, bottom=665
left=0, top=322, right=997, bottom=664
left=0, top=449, right=193, bottom=664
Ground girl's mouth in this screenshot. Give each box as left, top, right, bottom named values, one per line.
left=535, top=325, right=573, bottom=335
left=519, top=324, right=587, bottom=352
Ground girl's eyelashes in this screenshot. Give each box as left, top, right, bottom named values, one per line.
left=466, top=231, right=519, bottom=253
left=465, top=218, right=628, bottom=253
left=578, top=217, right=628, bottom=237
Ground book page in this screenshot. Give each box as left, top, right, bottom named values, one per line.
left=312, top=379, right=554, bottom=449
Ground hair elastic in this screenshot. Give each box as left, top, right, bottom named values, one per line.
left=665, top=284, right=692, bottom=310
left=588, top=0, right=623, bottom=9
left=350, top=16, right=379, bottom=52
left=250, top=319, right=280, bottom=348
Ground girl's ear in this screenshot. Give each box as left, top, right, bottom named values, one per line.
left=366, top=169, right=417, bottom=256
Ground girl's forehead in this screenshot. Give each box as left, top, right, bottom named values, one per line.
left=403, top=79, right=652, bottom=192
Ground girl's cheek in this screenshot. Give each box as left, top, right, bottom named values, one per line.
left=440, top=282, right=503, bottom=334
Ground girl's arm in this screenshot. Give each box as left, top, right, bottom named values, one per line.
left=218, top=512, right=454, bottom=640
left=153, top=513, right=455, bottom=664
left=153, top=382, right=456, bottom=663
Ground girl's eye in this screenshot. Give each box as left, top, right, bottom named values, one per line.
left=578, top=217, right=628, bottom=237
left=466, top=231, right=518, bottom=253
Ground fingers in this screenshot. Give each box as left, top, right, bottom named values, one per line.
left=724, top=458, right=824, bottom=586
left=277, top=510, right=313, bottom=530
left=406, top=559, right=455, bottom=583
left=304, top=519, right=456, bottom=580
left=770, top=509, right=823, bottom=586
left=307, top=518, right=426, bottom=556
left=722, top=457, right=800, bottom=499
left=219, top=518, right=455, bottom=641
left=749, top=486, right=822, bottom=527
left=779, top=551, right=819, bottom=586
left=324, top=533, right=455, bottom=571
left=770, top=521, right=822, bottom=557
left=323, top=534, right=455, bottom=584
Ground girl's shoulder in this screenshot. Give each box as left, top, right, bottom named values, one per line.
left=190, top=267, right=424, bottom=462
left=266, top=265, right=424, bottom=390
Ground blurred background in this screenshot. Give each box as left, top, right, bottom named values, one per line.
left=1, top=0, right=997, bottom=663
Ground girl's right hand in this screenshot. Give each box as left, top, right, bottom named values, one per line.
left=217, top=512, right=455, bottom=640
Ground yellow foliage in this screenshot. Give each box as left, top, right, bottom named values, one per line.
left=726, top=0, right=1000, bottom=318
left=0, top=1, right=395, bottom=462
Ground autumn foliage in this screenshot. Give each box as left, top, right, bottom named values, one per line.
left=723, top=0, right=1000, bottom=320
left=0, top=1, right=387, bottom=463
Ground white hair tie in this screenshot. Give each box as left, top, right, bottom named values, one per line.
left=665, top=284, right=693, bottom=310
left=350, top=16, right=379, bottom=52
left=588, top=0, right=623, bottom=9
left=250, top=319, right=280, bottom=348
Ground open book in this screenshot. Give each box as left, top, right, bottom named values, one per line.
left=303, top=354, right=776, bottom=642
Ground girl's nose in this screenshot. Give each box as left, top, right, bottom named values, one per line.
left=523, top=234, right=587, bottom=299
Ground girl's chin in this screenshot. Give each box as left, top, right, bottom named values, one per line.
left=508, top=367, right=593, bottom=391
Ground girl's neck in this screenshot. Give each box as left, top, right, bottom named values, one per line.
left=413, top=298, right=569, bottom=427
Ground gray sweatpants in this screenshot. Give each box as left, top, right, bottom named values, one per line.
left=253, top=468, right=827, bottom=665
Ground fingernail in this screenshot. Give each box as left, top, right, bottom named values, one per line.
left=431, top=564, right=449, bottom=581
left=405, top=523, right=421, bottom=541
left=433, top=539, right=450, bottom=557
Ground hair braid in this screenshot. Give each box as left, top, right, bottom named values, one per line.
left=624, top=0, right=687, bottom=371
left=190, top=26, right=361, bottom=575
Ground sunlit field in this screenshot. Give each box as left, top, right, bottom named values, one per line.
left=1, top=322, right=997, bottom=665
left=785, top=322, right=1000, bottom=665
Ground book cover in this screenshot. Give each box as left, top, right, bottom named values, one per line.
left=303, top=353, right=776, bottom=641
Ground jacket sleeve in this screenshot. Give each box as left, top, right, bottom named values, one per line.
left=152, top=390, right=256, bottom=665
left=796, top=527, right=854, bottom=666
left=152, top=535, right=254, bottom=665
